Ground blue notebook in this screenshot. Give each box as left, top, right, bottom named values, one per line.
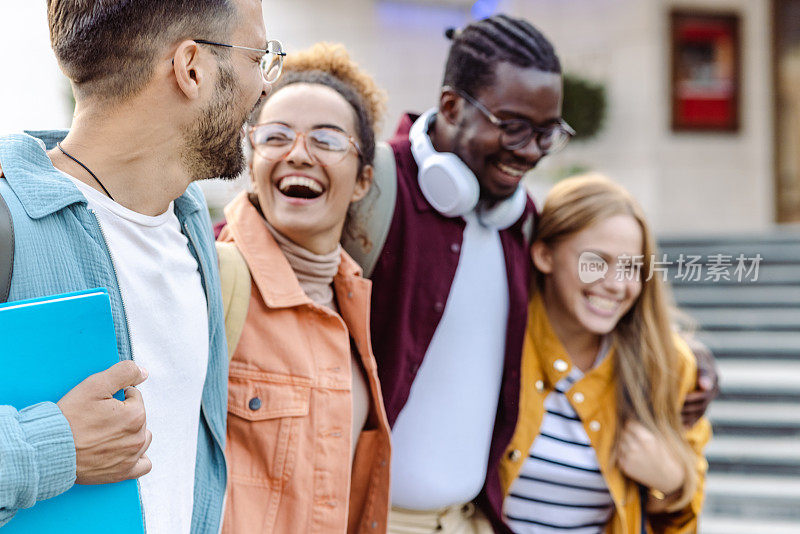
left=0, top=288, right=144, bottom=533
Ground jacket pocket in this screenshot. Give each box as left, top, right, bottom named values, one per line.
left=226, top=371, right=311, bottom=485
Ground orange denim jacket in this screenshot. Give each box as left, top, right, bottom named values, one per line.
left=499, top=295, right=711, bottom=534
left=219, top=193, right=392, bottom=534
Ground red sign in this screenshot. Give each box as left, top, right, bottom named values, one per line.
left=671, top=11, right=740, bottom=131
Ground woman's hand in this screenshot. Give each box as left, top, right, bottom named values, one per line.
left=618, top=420, right=684, bottom=495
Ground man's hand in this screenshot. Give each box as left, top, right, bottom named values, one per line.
left=681, top=337, right=720, bottom=427
left=56, top=360, right=152, bottom=485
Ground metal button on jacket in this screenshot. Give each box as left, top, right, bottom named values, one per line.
left=248, top=397, right=262, bottom=411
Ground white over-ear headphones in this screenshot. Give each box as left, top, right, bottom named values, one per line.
left=409, top=108, right=528, bottom=229
left=410, top=108, right=479, bottom=218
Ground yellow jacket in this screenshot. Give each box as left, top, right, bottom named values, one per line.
left=499, top=295, right=711, bottom=534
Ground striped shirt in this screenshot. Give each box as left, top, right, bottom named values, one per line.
left=504, top=349, right=614, bottom=533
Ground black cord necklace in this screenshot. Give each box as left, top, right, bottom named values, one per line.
left=56, top=142, right=115, bottom=201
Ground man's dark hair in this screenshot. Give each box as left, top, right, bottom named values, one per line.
left=442, top=14, right=561, bottom=97
left=47, top=0, right=236, bottom=100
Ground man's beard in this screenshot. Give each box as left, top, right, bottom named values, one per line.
left=181, top=62, right=250, bottom=182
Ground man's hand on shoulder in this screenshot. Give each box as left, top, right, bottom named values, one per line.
left=57, top=360, right=152, bottom=484
left=681, top=337, right=720, bottom=428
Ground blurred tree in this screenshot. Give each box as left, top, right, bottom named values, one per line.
left=562, top=73, right=606, bottom=140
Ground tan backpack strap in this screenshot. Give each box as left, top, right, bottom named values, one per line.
left=216, top=241, right=251, bottom=361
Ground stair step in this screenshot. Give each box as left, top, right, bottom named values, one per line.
left=659, top=240, right=800, bottom=254
left=660, top=228, right=800, bottom=247
left=706, top=436, right=800, bottom=476
left=705, top=473, right=800, bottom=520
left=718, top=360, right=800, bottom=395
left=687, top=307, right=800, bottom=331
left=666, top=264, right=800, bottom=287
left=706, top=473, right=800, bottom=499
left=707, top=436, right=800, bottom=463
left=697, top=331, right=800, bottom=358
left=709, top=401, right=800, bottom=428
left=699, top=515, right=800, bottom=534
left=674, top=286, right=800, bottom=307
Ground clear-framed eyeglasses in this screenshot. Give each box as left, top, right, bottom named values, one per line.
left=194, top=39, right=286, bottom=83
left=249, top=122, right=362, bottom=167
left=447, top=86, right=575, bottom=154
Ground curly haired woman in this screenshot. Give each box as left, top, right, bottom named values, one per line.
left=218, top=43, right=392, bottom=534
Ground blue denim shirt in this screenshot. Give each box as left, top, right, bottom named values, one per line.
left=0, top=131, right=228, bottom=533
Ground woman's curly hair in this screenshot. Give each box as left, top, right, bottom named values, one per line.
left=281, top=42, right=387, bottom=133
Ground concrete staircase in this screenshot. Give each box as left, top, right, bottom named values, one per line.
left=659, top=231, right=800, bottom=533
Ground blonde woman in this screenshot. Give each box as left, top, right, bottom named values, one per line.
left=218, top=44, right=391, bottom=533
left=497, top=175, right=710, bottom=533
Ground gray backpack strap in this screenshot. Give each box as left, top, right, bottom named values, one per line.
left=0, top=180, right=14, bottom=304
left=341, top=141, right=397, bottom=278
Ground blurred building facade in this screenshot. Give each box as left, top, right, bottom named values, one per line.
left=233, top=0, right=782, bottom=234
left=0, top=0, right=795, bottom=234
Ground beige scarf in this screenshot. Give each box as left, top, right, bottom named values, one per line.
left=264, top=220, right=341, bottom=309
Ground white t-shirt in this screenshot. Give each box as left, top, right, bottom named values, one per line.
left=67, top=175, right=209, bottom=534
left=390, top=209, right=509, bottom=509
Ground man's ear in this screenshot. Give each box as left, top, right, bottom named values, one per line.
left=438, top=88, right=463, bottom=126
left=351, top=164, right=373, bottom=203
left=172, top=40, right=206, bottom=100
left=531, top=241, right=554, bottom=274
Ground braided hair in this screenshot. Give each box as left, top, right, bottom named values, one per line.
left=442, top=14, right=561, bottom=97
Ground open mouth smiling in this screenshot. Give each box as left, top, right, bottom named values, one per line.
left=276, top=176, right=325, bottom=200
left=494, top=161, right=528, bottom=178
left=584, top=292, right=624, bottom=316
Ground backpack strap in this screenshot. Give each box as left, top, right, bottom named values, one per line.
left=0, top=168, right=13, bottom=304
left=216, top=241, right=251, bottom=361
left=341, top=141, right=397, bottom=279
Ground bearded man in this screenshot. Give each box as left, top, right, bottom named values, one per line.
left=0, top=1, right=278, bottom=532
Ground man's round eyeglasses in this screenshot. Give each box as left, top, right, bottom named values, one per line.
left=446, top=86, right=575, bottom=154
left=194, top=39, right=286, bottom=83
left=249, top=122, right=362, bottom=167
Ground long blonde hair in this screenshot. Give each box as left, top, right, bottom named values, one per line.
left=535, top=173, right=697, bottom=511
